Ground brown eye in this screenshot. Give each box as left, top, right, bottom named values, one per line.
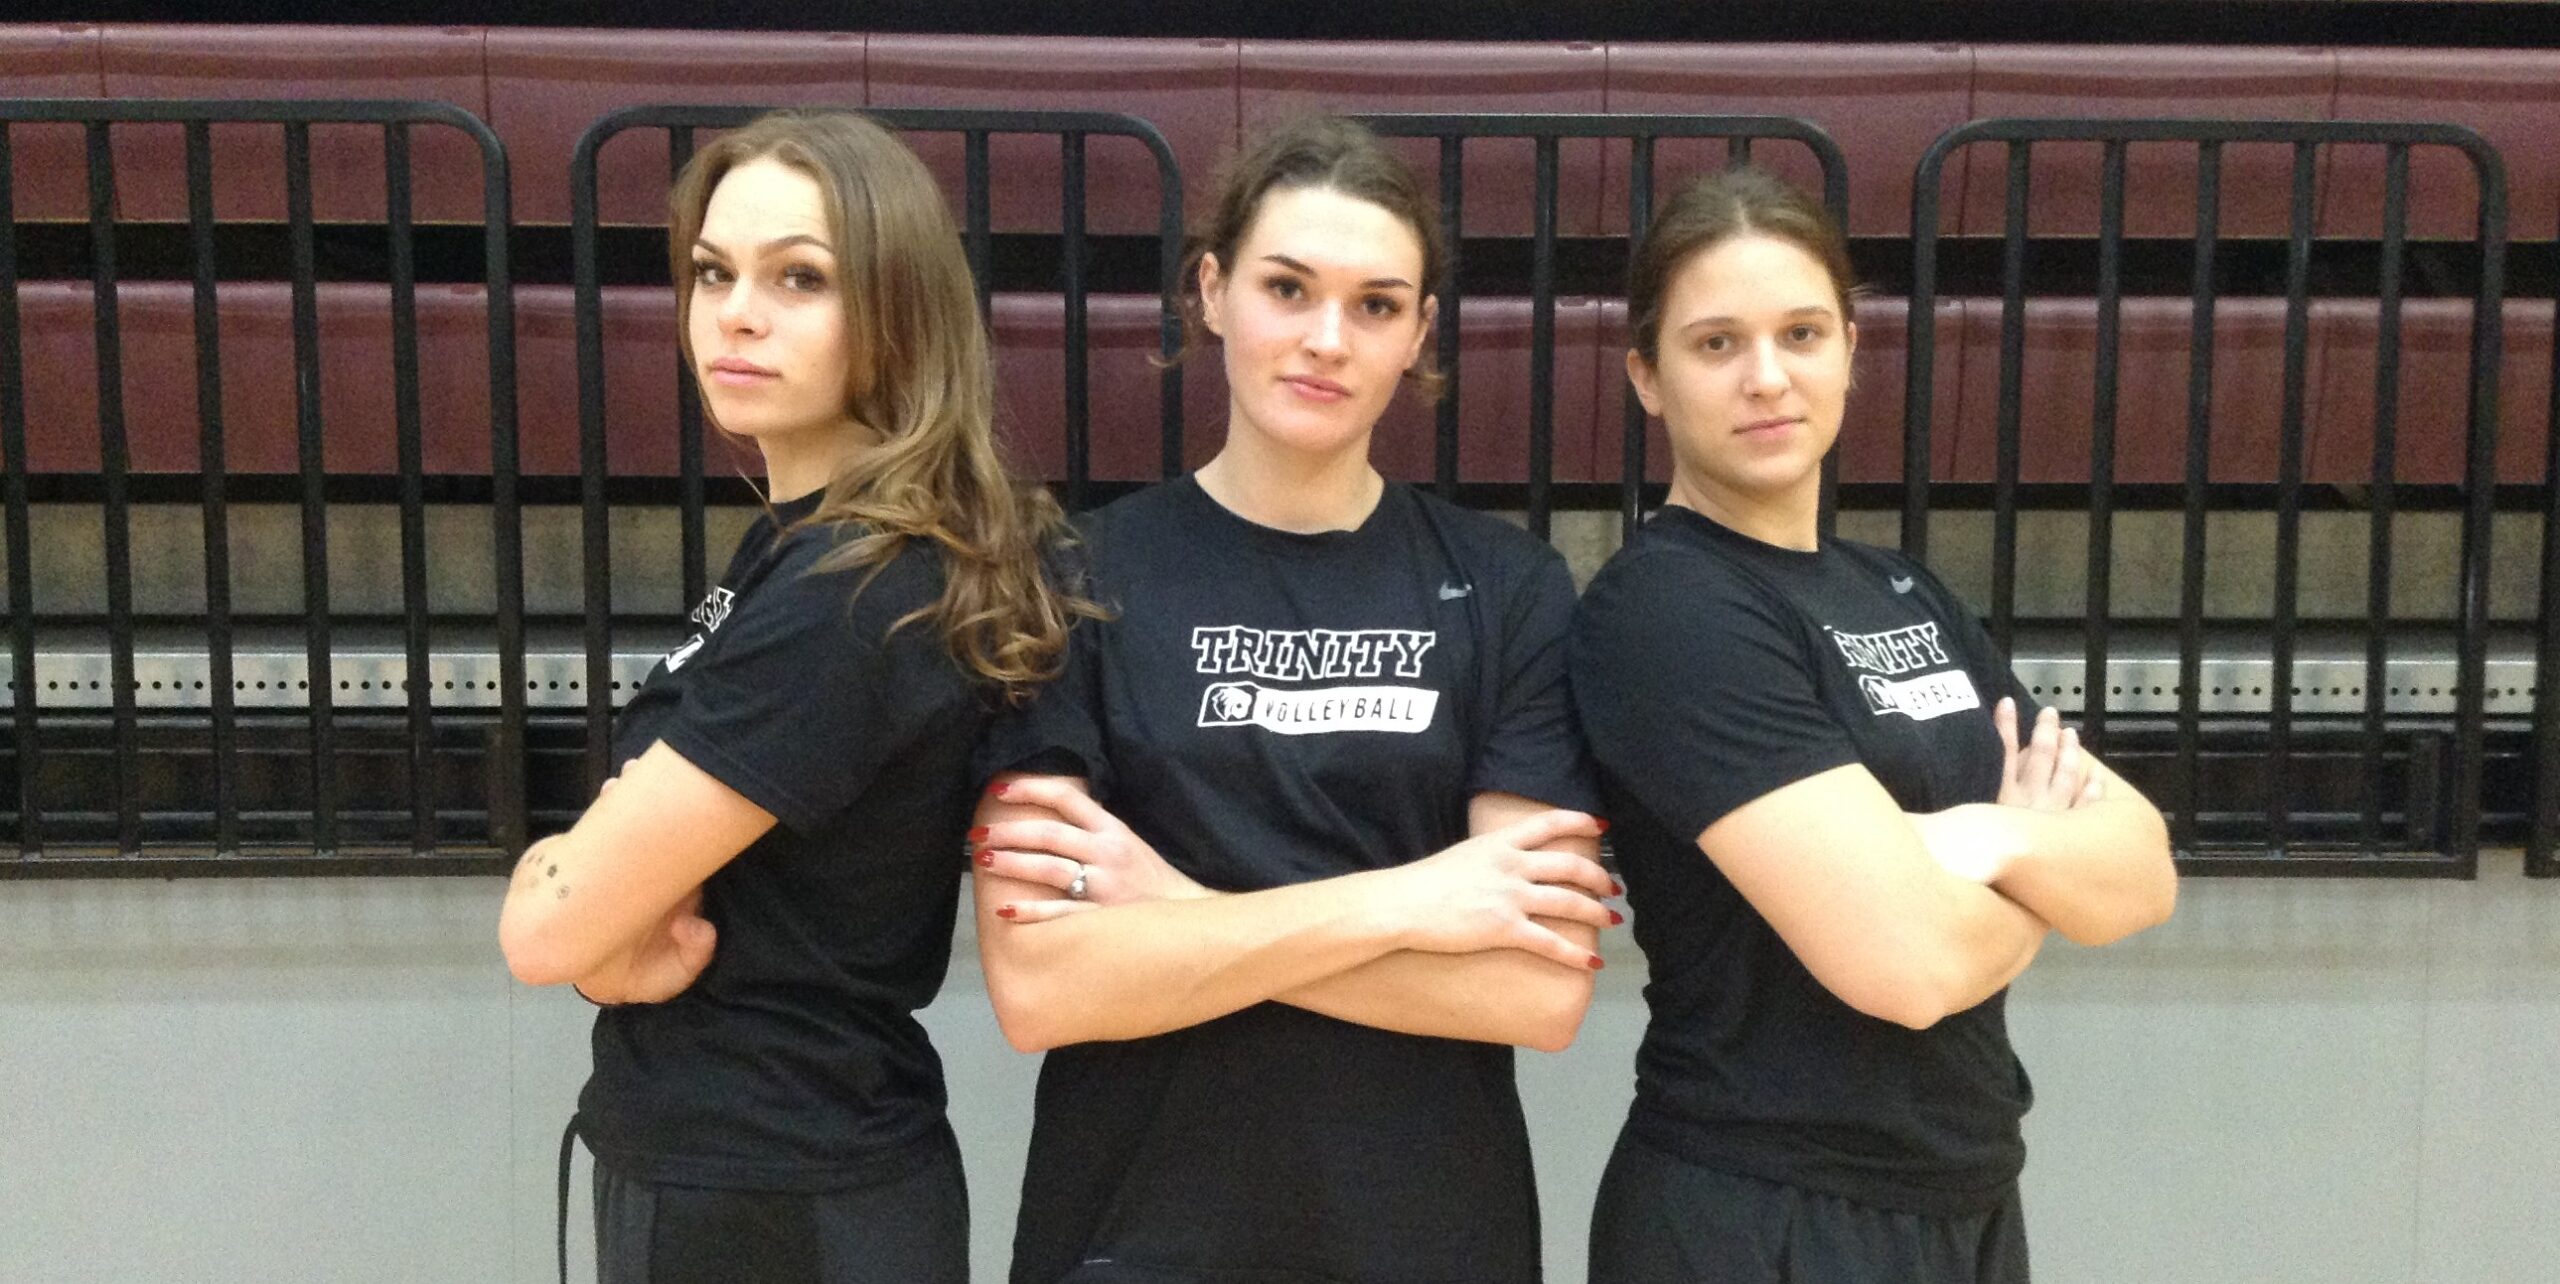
left=691, top=260, right=731, bottom=287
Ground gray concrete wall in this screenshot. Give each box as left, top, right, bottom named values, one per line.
left=2, top=862, right=2553, bottom=1284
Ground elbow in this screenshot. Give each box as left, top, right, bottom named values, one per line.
left=1514, top=972, right=1597, bottom=1054
left=2059, top=871, right=2179, bottom=948
left=1824, top=958, right=1964, bottom=1031
left=499, top=912, right=586, bottom=989
left=980, top=950, right=1081, bottom=1054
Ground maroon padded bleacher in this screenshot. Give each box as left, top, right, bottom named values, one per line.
left=14, top=281, right=538, bottom=475
left=486, top=28, right=866, bottom=227
left=2325, top=50, right=2560, bottom=243
left=0, top=23, right=101, bottom=223
left=1370, top=296, right=1602, bottom=483
left=1959, top=46, right=2337, bottom=239
left=2308, top=300, right=2555, bottom=487
left=1591, top=297, right=1957, bottom=485
left=1240, top=41, right=1608, bottom=238
left=1947, top=297, right=2309, bottom=484
left=1600, top=43, right=1973, bottom=238
left=869, top=36, right=1235, bottom=237
left=98, top=25, right=491, bottom=224
left=988, top=292, right=1223, bottom=482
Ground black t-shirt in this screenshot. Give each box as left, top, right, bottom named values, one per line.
left=1568, top=504, right=2039, bottom=1217
left=577, top=493, right=987, bottom=1192
left=980, top=477, right=1598, bottom=1284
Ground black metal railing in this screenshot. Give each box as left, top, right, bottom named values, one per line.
left=566, top=105, right=1185, bottom=788
left=2532, top=197, right=2560, bottom=880
left=1905, top=118, right=2509, bottom=877
left=1354, top=113, right=1849, bottom=543
left=0, top=99, right=524, bottom=876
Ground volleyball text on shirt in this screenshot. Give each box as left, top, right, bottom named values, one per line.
left=1190, top=624, right=1440, bottom=734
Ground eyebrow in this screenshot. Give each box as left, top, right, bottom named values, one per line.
left=1260, top=253, right=1416, bottom=292
left=692, top=233, right=833, bottom=257
left=1679, top=304, right=1838, bottom=330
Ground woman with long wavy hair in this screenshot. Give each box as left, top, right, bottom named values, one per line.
left=499, top=110, right=1091, bottom=1283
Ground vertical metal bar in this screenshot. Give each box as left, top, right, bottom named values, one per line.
left=2534, top=184, right=2560, bottom=873
left=572, top=127, right=615, bottom=789
left=1061, top=132, right=1090, bottom=512
left=2451, top=140, right=2507, bottom=872
left=184, top=120, right=240, bottom=856
left=1621, top=134, right=1654, bottom=545
left=671, top=126, right=705, bottom=614
left=2174, top=142, right=2223, bottom=852
left=1991, top=142, right=2031, bottom=654
left=2084, top=142, right=2126, bottom=754
left=2268, top=141, right=2319, bottom=854
left=1726, top=135, right=1753, bottom=167
left=285, top=121, right=339, bottom=853
left=1435, top=135, right=1463, bottom=502
left=85, top=122, right=141, bottom=856
left=2360, top=144, right=2409, bottom=854
left=387, top=122, right=435, bottom=852
left=964, top=131, right=992, bottom=321
left=1528, top=135, right=1558, bottom=540
left=1155, top=135, right=1184, bottom=484
left=0, top=125, right=37, bottom=855
left=484, top=117, right=528, bottom=854
left=1902, top=138, right=1953, bottom=562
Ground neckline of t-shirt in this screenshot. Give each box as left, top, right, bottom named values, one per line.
left=1175, top=474, right=1399, bottom=557
left=1652, top=502, right=1827, bottom=565
left=767, top=490, right=828, bottom=529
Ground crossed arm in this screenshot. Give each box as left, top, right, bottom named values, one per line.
left=1705, top=698, right=2176, bottom=1031
left=496, top=740, right=766, bottom=1001
left=969, top=779, right=1617, bottom=1053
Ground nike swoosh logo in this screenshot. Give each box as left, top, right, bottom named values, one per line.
left=1439, top=582, right=1474, bottom=600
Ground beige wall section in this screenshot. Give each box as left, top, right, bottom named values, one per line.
left=1, top=866, right=2555, bottom=1283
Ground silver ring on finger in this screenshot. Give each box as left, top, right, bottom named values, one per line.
left=1067, top=862, right=1089, bottom=901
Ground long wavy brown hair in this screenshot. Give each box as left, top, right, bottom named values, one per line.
left=668, top=111, right=1099, bottom=700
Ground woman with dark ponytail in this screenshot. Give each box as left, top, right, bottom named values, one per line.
left=966, top=116, right=1620, bottom=1283
left=1572, top=165, right=2177, bottom=1283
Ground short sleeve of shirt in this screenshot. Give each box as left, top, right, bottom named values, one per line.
left=655, top=544, right=944, bottom=836
left=1469, top=545, right=1601, bottom=814
left=973, top=605, right=1111, bottom=796
left=1570, top=547, right=1862, bottom=843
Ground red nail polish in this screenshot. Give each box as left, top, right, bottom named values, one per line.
left=1587, top=954, right=1606, bottom=970
left=1595, top=818, right=1611, bottom=834
left=975, top=849, right=994, bottom=867
left=1611, top=880, right=1625, bottom=897
left=996, top=905, right=1017, bottom=919
left=991, top=781, right=1012, bottom=799
left=968, top=826, right=988, bottom=841
left=1608, top=910, right=1624, bottom=926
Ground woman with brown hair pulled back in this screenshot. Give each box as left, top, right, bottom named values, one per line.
left=1571, top=165, right=2178, bottom=1282
left=498, top=110, right=1092, bottom=1282
left=966, top=115, right=1620, bottom=1282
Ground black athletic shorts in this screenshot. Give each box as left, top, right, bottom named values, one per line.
left=1588, top=1127, right=2029, bottom=1284
left=592, top=1124, right=969, bottom=1284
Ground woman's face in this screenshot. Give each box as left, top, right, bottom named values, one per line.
left=1627, top=232, right=1855, bottom=512
left=686, top=157, right=856, bottom=446
left=1200, top=185, right=1435, bottom=462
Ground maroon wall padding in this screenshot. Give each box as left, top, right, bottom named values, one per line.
left=1601, top=43, right=1974, bottom=238
left=1591, top=297, right=1956, bottom=485
left=98, top=25, right=491, bottom=224
left=988, top=292, right=1224, bottom=482
left=2307, top=300, right=2556, bottom=487
left=1241, top=41, right=1608, bottom=238
left=0, top=23, right=103, bottom=223
left=2325, top=50, right=2560, bottom=243
left=1947, top=297, right=2309, bottom=484
left=870, top=36, right=1235, bottom=237
left=1961, top=46, right=2337, bottom=239
left=487, top=28, right=864, bottom=227
left=15, top=281, right=534, bottom=475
